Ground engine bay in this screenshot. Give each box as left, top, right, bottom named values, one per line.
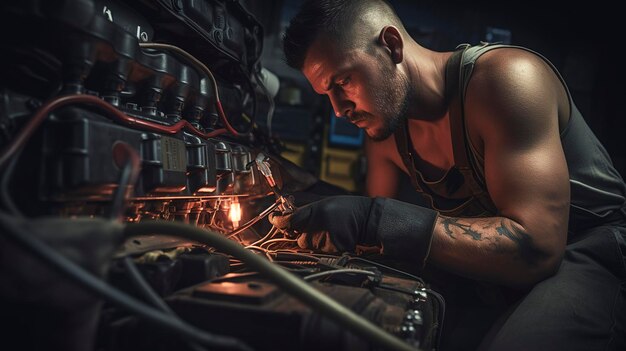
left=0, top=1, right=443, bottom=350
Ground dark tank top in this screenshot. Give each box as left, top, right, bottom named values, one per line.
left=394, top=42, right=626, bottom=236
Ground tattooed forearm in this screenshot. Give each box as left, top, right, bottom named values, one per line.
left=495, top=220, right=541, bottom=265
left=439, top=217, right=544, bottom=266
left=441, top=217, right=482, bottom=240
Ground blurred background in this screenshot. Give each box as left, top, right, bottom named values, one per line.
left=243, top=0, right=625, bottom=195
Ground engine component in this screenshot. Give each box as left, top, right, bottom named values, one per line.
left=0, top=1, right=444, bottom=351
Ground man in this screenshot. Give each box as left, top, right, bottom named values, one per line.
left=271, top=0, right=626, bottom=350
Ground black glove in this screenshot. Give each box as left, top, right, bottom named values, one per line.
left=269, top=195, right=439, bottom=267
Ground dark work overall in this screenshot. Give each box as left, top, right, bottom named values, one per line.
left=394, top=42, right=626, bottom=351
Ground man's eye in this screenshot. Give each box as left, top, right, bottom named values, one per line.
left=337, top=77, right=351, bottom=86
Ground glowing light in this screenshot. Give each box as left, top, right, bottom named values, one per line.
left=229, top=198, right=241, bottom=228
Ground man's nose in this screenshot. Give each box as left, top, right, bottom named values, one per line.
left=329, top=94, right=353, bottom=118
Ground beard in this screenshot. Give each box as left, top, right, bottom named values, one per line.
left=367, top=67, right=412, bottom=141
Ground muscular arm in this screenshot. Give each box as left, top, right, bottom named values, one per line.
left=428, top=49, right=570, bottom=288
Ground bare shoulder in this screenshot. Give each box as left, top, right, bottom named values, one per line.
left=464, top=47, right=566, bottom=144
left=469, top=47, right=562, bottom=111
left=471, top=47, right=556, bottom=84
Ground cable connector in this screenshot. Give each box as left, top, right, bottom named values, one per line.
left=254, top=153, right=295, bottom=214
left=255, top=153, right=276, bottom=187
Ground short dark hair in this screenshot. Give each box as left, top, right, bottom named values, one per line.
left=282, top=0, right=399, bottom=70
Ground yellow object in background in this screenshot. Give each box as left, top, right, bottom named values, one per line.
left=280, top=128, right=365, bottom=194
left=320, top=143, right=363, bottom=193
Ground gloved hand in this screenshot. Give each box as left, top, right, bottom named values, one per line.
left=269, top=195, right=439, bottom=267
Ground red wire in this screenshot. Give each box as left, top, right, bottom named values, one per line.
left=216, top=100, right=243, bottom=137
left=0, top=94, right=234, bottom=169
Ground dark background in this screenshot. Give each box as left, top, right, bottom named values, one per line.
left=243, top=0, right=626, bottom=188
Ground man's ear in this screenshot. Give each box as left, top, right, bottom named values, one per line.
left=378, top=26, right=403, bottom=64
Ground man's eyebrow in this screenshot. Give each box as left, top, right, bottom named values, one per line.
left=321, top=74, right=337, bottom=92
left=322, top=70, right=347, bottom=92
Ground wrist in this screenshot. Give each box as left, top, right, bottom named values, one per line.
left=370, top=198, right=438, bottom=268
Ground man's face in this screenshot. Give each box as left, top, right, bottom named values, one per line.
left=302, top=36, right=412, bottom=141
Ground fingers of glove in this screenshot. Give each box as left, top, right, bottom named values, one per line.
left=296, top=232, right=310, bottom=249
left=285, top=205, right=315, bottom=232
left=268, top=205, right=315, bottom=232
left=296, top=231, right=340, bottom=253
left=268, top=211, right=292, bottom=229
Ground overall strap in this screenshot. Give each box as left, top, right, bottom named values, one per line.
left=446, top=44, right=498, bottom=213
left=394, top=118, right=423, bottom=192
left=445, top=44, right=474, bottom=189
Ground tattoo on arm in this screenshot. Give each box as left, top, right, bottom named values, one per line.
left=440, top=217, right=542, bottom=265
left=441, top=217, right=482, bottom=240
left=495, top=220, right=539, bottom=265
